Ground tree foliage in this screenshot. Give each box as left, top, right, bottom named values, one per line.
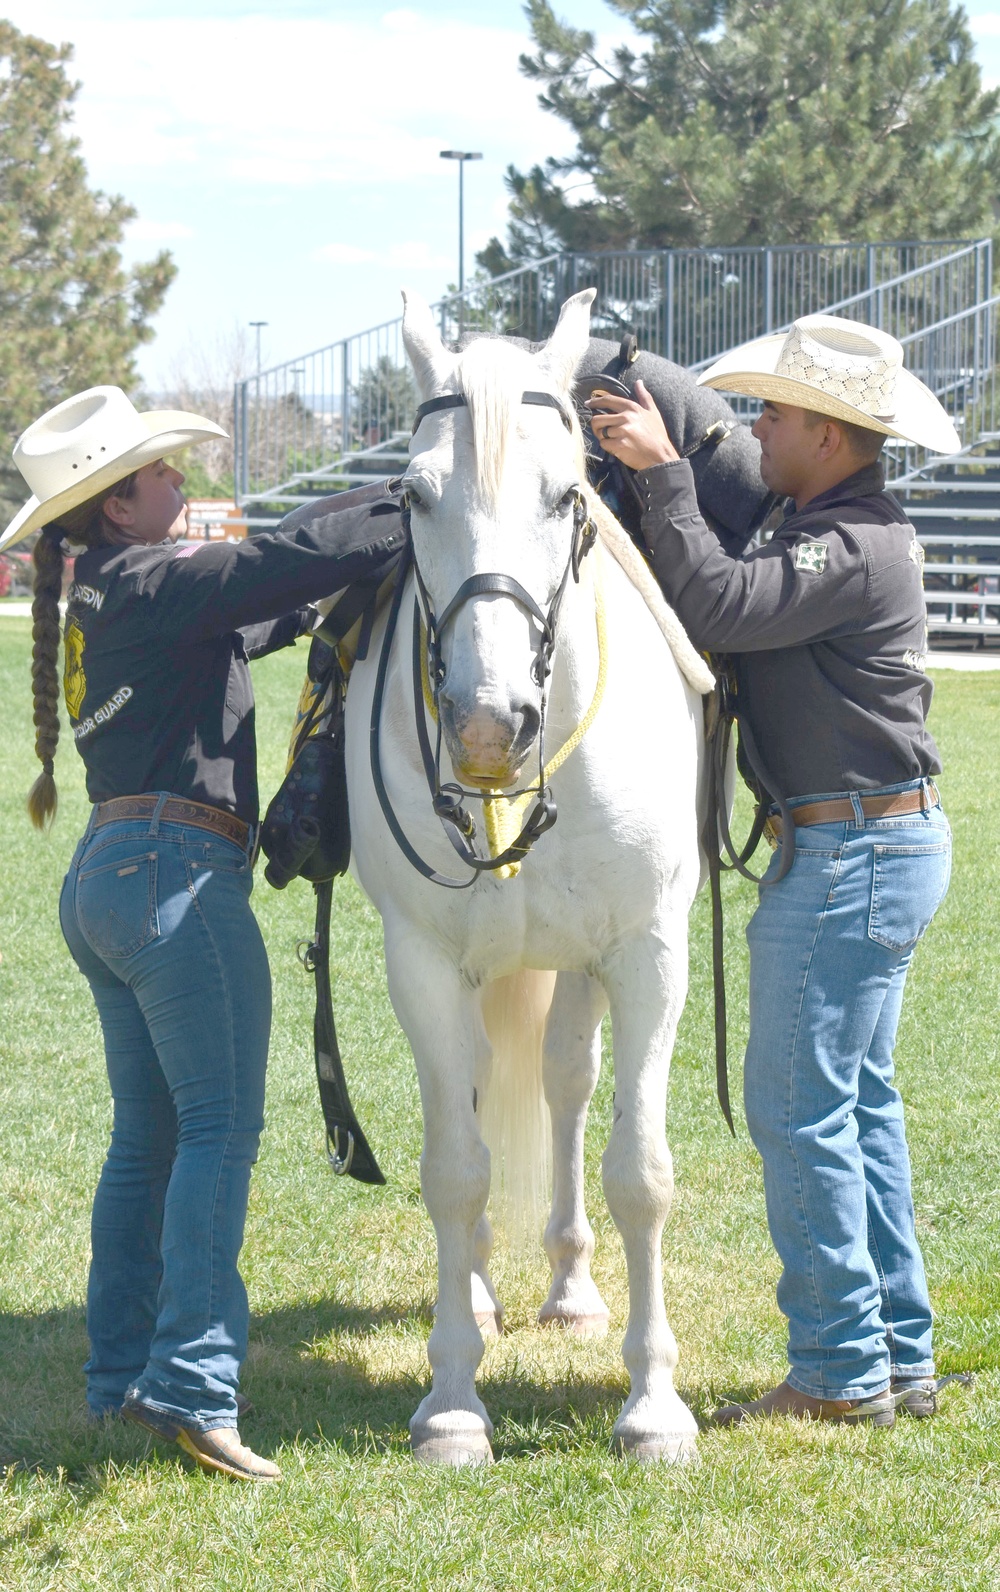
left=0, top=21, right=176, bottom=519
left=353, top=355, right=416, bottom=443
left=480, top=0, right=1000, bottom=270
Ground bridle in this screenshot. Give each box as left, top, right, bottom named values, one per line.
left=369, top=389, right=597, bottom=890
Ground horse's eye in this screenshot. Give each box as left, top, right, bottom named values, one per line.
left=556, top=487, right=577, bottom=515
left=406, top=486, right=426, bottom=511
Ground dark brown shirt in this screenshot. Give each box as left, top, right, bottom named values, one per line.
left=637, top=459, right=941, bottom=799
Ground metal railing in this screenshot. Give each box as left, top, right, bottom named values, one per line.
left=234, top=238, right=993, bottom=508
left=919, top=533, right=1000, bottom=635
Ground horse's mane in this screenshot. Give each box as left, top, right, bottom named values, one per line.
left=448, top=337, right=711, bottom=694
left=455, top=337, right=586, bottom=504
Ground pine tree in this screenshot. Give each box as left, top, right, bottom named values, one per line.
left=0, top=21, right=176, bottom=520
left=481, top=0, right=1000, bottom=270
left=352, top=355, right=416, bottom=444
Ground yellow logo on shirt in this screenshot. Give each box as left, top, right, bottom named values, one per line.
left=64, top=619, right=87, bottom=721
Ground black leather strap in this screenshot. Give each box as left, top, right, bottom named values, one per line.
left=411, top=393, right=466, bottom=430
left=303, top=879, right=386, bottom=1183
left=412, top=390, right=573, bottom=435
left=437, top=572, right=551, bottom=641
left=702, top=663, right=797, bottom=1137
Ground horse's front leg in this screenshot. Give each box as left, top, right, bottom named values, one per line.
left=600, top=911, right=699, bottom=1462
left=384, top=923, right=494, bottom=1466
left=538, top=971, right=610, bottom=1337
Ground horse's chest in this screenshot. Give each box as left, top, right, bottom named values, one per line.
left=440, top=854, right=655, bottom=982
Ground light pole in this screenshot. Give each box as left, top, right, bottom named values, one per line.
left=439, top=150, right=482, bottom=303
left=245, top=322, right=268, bottom=505
left=249, top=320, right=268, bottom=379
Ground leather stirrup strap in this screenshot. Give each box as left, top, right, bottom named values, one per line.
left=702, top=697, right=736, bottom=1137
left=305, top=878, right=386, bottom=1184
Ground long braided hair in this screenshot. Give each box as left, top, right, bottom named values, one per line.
left=28, top=472, right=137, bottom=828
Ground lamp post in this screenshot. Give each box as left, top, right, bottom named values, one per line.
left=439, top=150, right=482, bottom=316
left=244, top=322, right=268, bottom=504
left=249, top=321, right=268, bottom=379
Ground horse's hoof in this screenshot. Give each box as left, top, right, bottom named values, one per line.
left=612, top=1430, right=699, bottom=1464
left=411, top=1424, right=494, bottom=1467
left=410, top=1402, right=494, bottom=1468
left=475, top=1308, right=504, bottom=1337
left=412, top=1434, right=495, bottom=1466
left=612, top=1393, right=699, bottom=1464
left=537, top=1306, right=609, bottom=1340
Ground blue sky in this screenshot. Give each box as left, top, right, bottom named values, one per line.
left=8, top=1, right=1000, bottom=390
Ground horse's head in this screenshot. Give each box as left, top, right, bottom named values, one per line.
left=400, top=288, right=595, bottom=790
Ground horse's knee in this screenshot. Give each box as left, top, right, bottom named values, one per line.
left=602, top=1134, right=674, bottom=1226
left=543, top=1045, right=600, bottom=1112
left=421, top=1135, right=490, bottom=1224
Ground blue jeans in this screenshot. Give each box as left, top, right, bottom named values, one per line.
left=744, top=779, right=951, bottom=1400
left=59, top=799, right=271, bottom=1429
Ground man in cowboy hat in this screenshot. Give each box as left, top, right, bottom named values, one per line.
left=589, top=314, right=956, bottom=1428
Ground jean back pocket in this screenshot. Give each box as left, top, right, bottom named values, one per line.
left=868, top=840, right=951, bottom=952
left=76, top=850, right=160, bottom=959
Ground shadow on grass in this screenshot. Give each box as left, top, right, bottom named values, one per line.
left=7, top=1297, right=984, bottom=1485
left=0, top=1297, right=699, bottom=1479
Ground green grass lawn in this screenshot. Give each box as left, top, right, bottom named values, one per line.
left=0, top=617, right=997, bottom=1590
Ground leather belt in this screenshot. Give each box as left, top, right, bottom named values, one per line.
left=93, top=795, right=250, bottom=850
left=765, top=783, right=940, bottom=841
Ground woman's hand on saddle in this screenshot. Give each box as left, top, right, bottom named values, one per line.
left=586, top=380, right=680, bottom=471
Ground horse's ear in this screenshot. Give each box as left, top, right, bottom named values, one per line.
left=536, top=288, right=597, bottom=391
left=401, top=290, right=448, bottom=398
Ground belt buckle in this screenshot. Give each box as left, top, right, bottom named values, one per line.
left=762, top=814, right=780, bottom=850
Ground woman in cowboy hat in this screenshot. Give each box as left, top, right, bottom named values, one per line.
left=6, top=385, right=404, bottom=1480
left=588, top=315, right=956, bottom=1429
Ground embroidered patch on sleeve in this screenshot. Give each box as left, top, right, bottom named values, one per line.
left=793, top=540, right=829, bottom=574
left=63, top=619, right=86, bottom=720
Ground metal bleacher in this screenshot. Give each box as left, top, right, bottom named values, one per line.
left=888, top=443, right=1000, bottom=645
left=232, top=238, right=1000, bottom=648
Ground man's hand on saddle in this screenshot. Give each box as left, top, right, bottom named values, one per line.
left=586, top=380, right=680, bottom=471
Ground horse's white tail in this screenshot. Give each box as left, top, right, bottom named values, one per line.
left=479, top=970, right=557, bottom=1246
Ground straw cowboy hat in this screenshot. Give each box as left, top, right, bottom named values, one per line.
left=2, top=385, right=228, bottom=552
left=697, top=314, right=962, bottom=455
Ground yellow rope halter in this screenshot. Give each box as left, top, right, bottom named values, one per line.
left=420, top=563, right=609, bottom=878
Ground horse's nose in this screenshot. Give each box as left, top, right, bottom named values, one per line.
left=438, top=694, right=541, bottom=785
left=516, top=701, right=541, bottom=751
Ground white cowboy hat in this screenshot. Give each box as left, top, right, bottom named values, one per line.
left=2, top=385, right=228, bottom=552
left=697, top=314, right=961, bottom=455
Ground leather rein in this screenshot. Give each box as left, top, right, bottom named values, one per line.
left=702, top=660, right=797, bottom=1134
left=369, top=389, right=597, bottom=889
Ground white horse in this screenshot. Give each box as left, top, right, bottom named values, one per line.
left=344, top=288, right=715, bottom=1465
